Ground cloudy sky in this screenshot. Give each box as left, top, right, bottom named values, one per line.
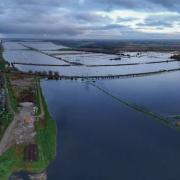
left=0, top=0, right=180, bottom=39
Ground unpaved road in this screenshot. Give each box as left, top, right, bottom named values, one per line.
left=0, top=102, right=35, bottom=155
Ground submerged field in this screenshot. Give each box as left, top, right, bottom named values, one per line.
left=2, top=40, right=180, bottom=180
left=3, top=41, right=180, bottom=77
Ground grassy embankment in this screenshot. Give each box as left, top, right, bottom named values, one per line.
left=0, top=44, right=5, bottom=70
left=32, top=79, right=57, bottom=171
left=0, top=44, right=56, bottom=179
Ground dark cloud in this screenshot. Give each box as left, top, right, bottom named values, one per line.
left=116, top=17, right=139, bottom=23
left=137, top=14, right=180, bottom=28
left=137, top=21, right=173, bottom=28
left=89, top=0, right=152, bottom=11
left=149, top=0, right=180, bottom=11
left=63, top=12, right=112, bottom=24
left=0, top=0, right=180, bottom=38
left=0, top=23, right=84, bottom=36
left=96, top=24, right=131, bottom=31
left=77, top=0, right=180, bottom=12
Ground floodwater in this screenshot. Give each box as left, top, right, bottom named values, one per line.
left=55, top=52, right=172, bottom=65
left=41, top=76, right=180, bottom=180
left=14, top=61, right=180, bottom=76
left=4, top=41, right=180, bottom=180
left=3, top=50, right=68, bottom=65
left=21, top=41, right=69, bottom=50
left=96, top=72, right=180, bottom=116
left=3, top=42, right=180, bottom=77
left=3, top=42, right=28, bottom=50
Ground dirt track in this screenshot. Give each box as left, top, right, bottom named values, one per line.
left=0, top=102, right=36, bottom=155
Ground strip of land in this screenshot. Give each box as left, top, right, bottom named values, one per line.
left=0, top=42, right=57, bottom=180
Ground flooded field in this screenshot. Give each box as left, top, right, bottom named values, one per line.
left=13, top=61, right=180, bottom=76
left=3, top=50, right=68, bottom=65
left=55, top=52, right=172, bottom=66
left=3, top=42, right=28, bottom=50
left=3, top=41, right=180, bottom=180
left=3, top=41, right=180, bottom=77
left=21, top=41, right=69, bottom=50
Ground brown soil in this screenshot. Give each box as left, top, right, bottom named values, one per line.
left=24, top=144, right=38, bottom=162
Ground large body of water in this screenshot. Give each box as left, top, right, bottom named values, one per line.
left=4, top=41, right=180, bottom=180
left=41, top=75, right=180, bottom=180
left=3, top=41, right=179, bottom=77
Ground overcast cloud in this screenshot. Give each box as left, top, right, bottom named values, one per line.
left=0, top=0, right=180, bottom=39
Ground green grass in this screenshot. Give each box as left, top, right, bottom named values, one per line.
left=0, top=47, right=17, bottom=155
left=0, top=44, right=5, bottom=71
left=5, top=76, right=18, bottom=112
left=0, top=79, right=56, bottom=180
left=35, top=80, right=42, bottom=116
left=0, top=43, right=17, bottom=122
left=173, top=115, right=180, bottom=119
left=0, top=146, right=23, bottom=180
left=34, top=80, right=57, bottom=169
left=0, top=111, right=13, bottom=140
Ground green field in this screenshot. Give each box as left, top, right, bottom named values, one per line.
left=0, top=44, right=5, bottom=70
left=0, top=111, right=13, bottom=140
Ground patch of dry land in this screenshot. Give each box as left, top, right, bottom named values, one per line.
left=0, top=74, right=56, bottom=180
